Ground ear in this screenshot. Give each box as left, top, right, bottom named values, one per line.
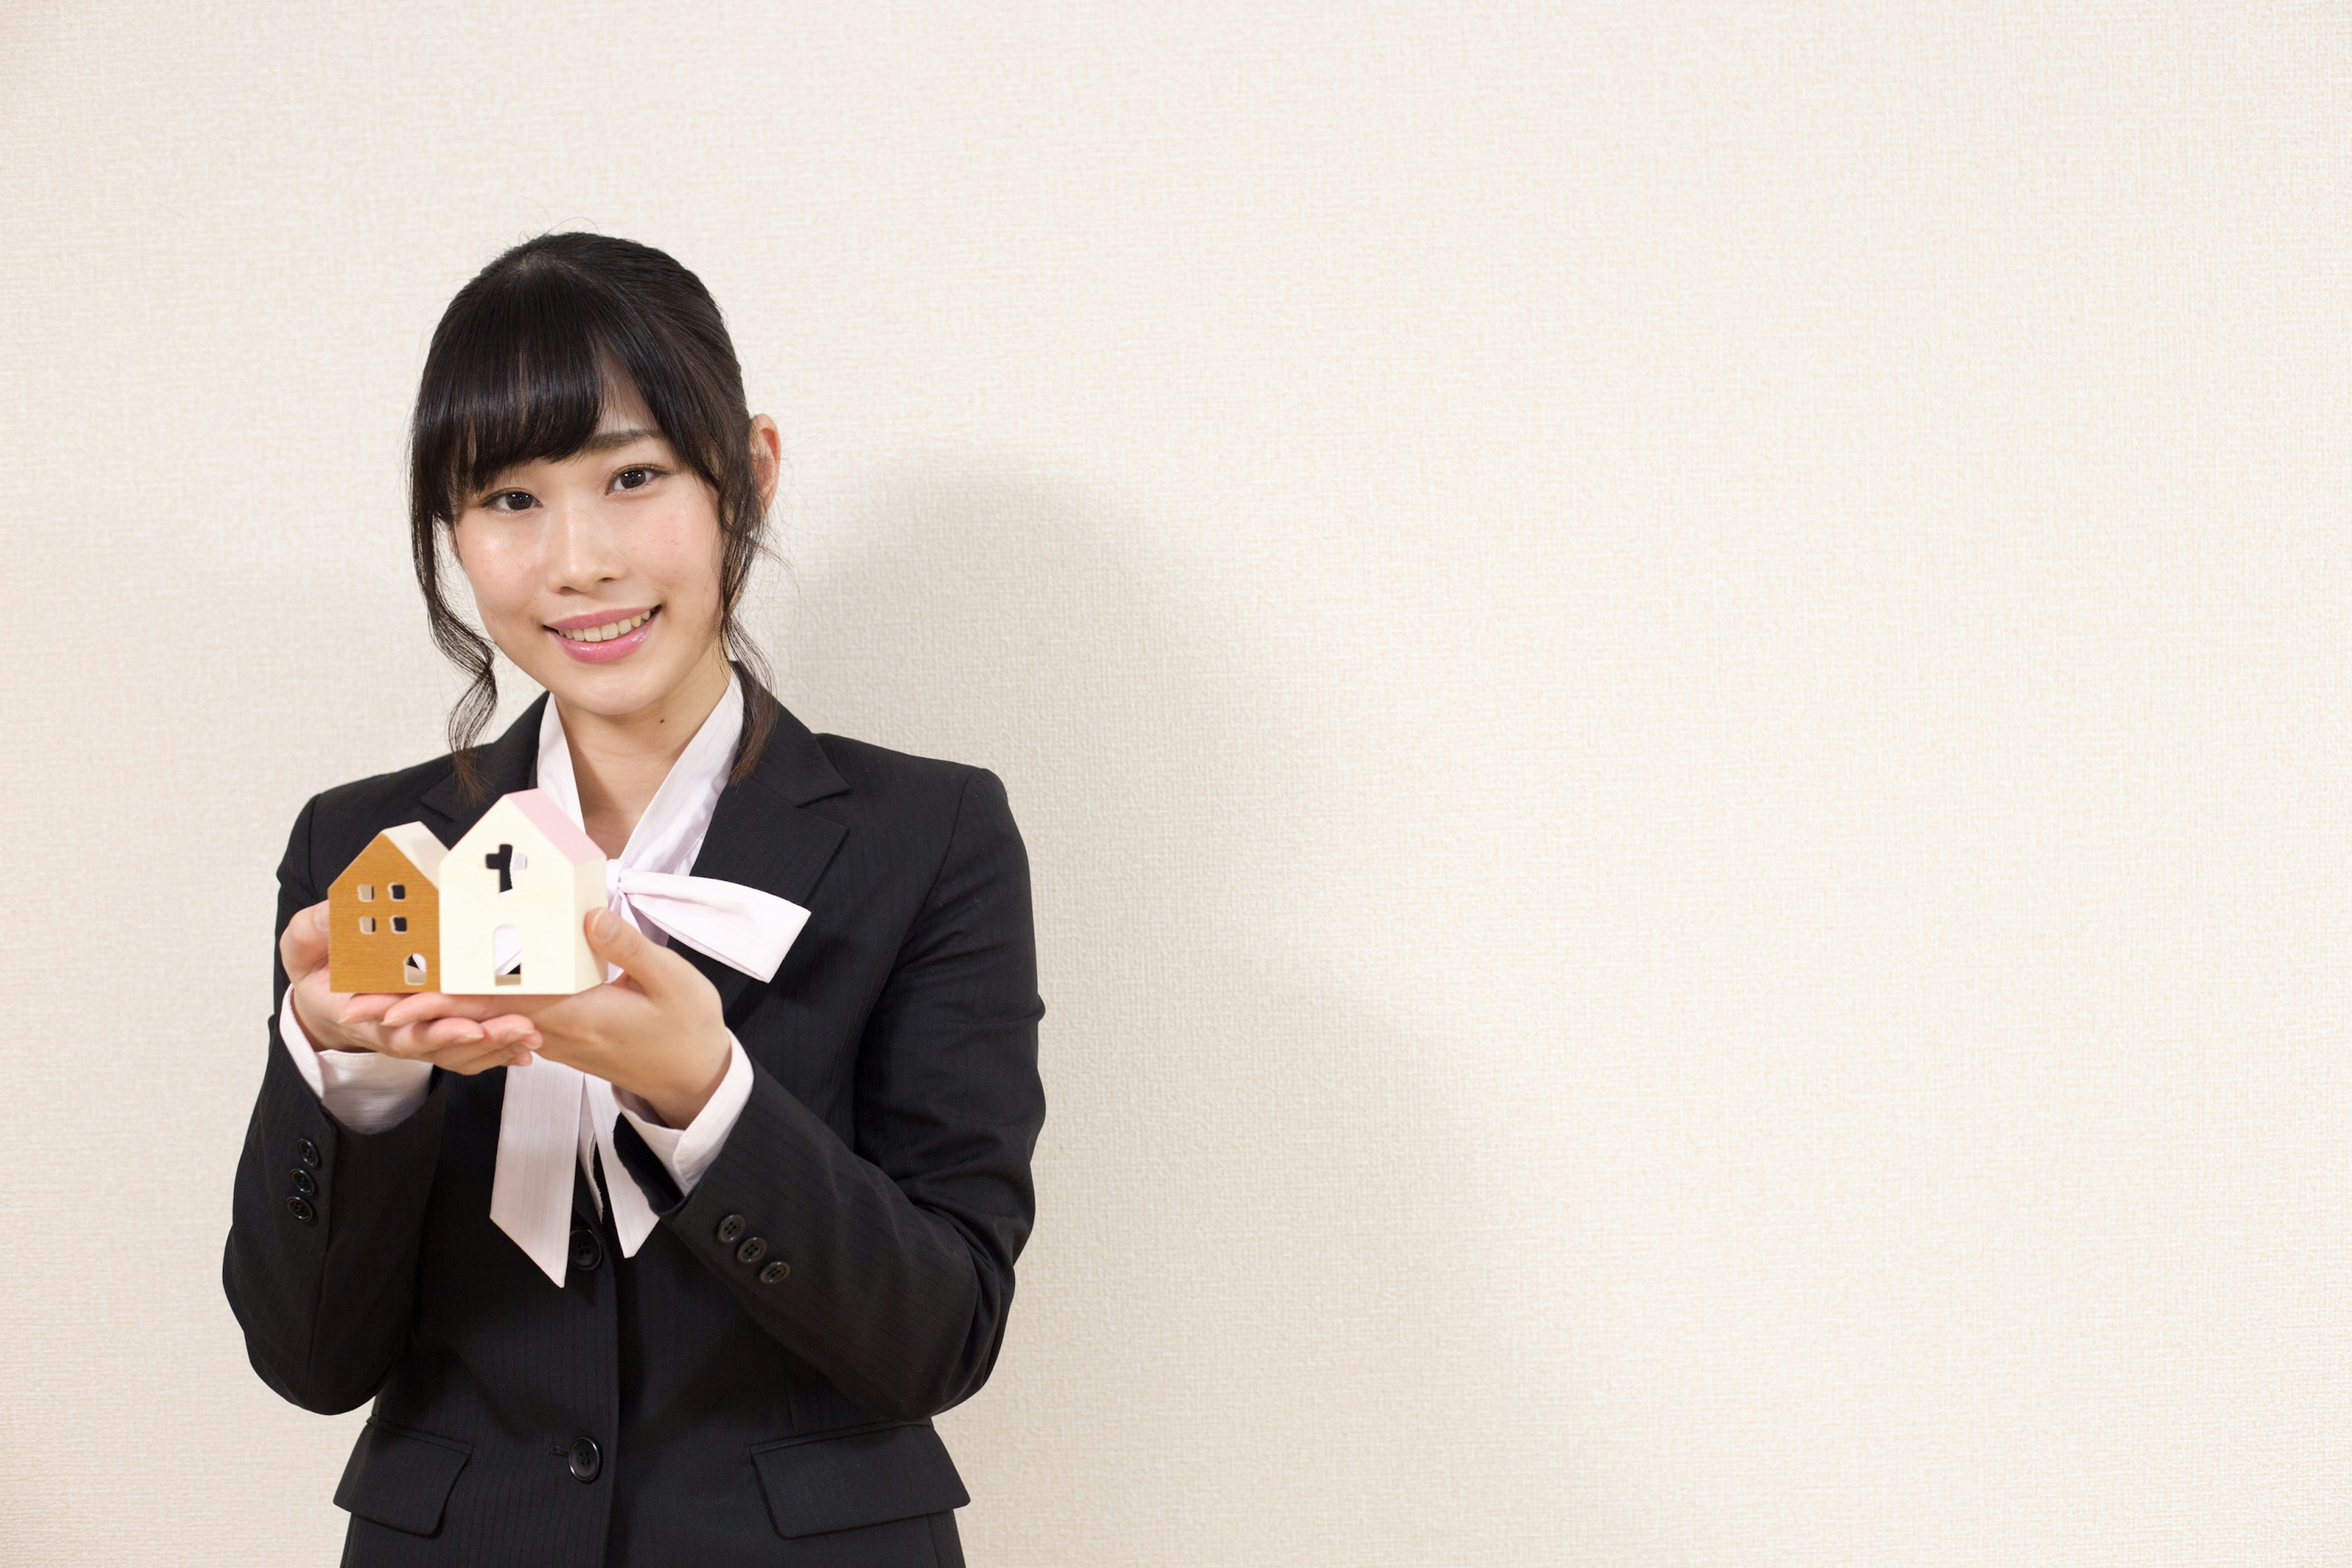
left=748, top=414, right=783, bottom=509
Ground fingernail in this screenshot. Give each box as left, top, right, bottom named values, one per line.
left=314, top=908, right=330, bottom=930
left=589, top=909, right=617, bottom=941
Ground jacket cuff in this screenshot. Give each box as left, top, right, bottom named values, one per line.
left=226, top=1012, right=450, bottom=1398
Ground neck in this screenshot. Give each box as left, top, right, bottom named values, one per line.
left=557, top=646, right=734, bottom=856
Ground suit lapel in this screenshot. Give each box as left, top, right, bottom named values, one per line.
left=418, top=695, right=546, bottom=843
left=682, top=689, right=851, bottom=1019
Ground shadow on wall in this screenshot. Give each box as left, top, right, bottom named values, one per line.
left=766, top=465, right=1635, bottom=1565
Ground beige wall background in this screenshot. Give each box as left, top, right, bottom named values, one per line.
left=4, top=4, right=2350, bottom=1562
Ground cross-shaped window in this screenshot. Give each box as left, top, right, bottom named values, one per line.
left=485, top=843, right=515, bottom=894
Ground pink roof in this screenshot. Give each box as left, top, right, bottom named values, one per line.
left=502, top=788, right=605, bottom=864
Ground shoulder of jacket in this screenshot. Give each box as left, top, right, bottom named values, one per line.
left=310, top=752, right=464, bottom=825
left=809, top=731, right=992, bottom=803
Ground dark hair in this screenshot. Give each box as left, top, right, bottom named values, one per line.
left=409, top=232, right=775, bottom=794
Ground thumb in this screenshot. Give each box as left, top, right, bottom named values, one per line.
left=281, top=901, right=330, bottom=976
left=584, top=907, right=683, bottom=994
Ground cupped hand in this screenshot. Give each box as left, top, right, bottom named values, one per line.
left=281, top=902, right=541, bottom=1076
left=378, top=909, right=733, bottom=1129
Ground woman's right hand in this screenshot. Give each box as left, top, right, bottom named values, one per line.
left=281, top=902, right=539, bottom=1074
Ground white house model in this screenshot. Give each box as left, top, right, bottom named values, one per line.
left=437, top=788, right=609, bottom=994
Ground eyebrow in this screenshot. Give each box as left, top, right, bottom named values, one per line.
left=579, top=426, right=663, bottom=453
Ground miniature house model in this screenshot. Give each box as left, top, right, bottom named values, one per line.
left=328, top=823, right=448, bottom=992
left=437, top=788, right=609, bottom=995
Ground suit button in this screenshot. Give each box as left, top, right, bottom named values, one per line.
left=295, top=1138, right=322, bottom=1170
left=289, top=1169, right=317, bottom=1199
left=734, top=1236, right=767, bottom=1265
left=569, top=1227, right=604, bottom=1273
left=286, top=1196, right=317, bottom=1225
left=758, top=1261, right=790, bottom=1285
left=567, top=1437, right=601, bottom=1483
left=716, top=1214, right=747, bottom=1245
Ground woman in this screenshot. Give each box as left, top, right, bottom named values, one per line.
left=224, top=233, right=1046, bottom=1567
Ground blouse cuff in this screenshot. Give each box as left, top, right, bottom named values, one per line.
left=278, top=988, right=434, bottom=1133
left=614, top=1031, right=754, bottom=1197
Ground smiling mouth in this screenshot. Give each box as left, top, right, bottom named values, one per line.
left=551, top=607, right=657, bottom=643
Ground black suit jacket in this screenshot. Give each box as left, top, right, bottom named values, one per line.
left=223, top=690, right=1047, bottom=1567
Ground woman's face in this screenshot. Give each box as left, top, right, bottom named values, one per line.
left=451, top=380, right=772, bottom=725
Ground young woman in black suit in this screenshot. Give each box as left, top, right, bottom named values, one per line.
left=224, top=233, right=1046, bottom=1567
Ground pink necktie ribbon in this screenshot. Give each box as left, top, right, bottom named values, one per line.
left=490, top=871, right=809, bottom=1286
left=605, top=867, right=810, bottom=984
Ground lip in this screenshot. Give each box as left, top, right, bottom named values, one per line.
left=546, top=605, right=658, bottom=664
left=548, top=605, right=656, bottom=631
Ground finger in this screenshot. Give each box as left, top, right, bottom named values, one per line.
left=375, top=992, right=467, bottom=1028
left=582, top=909, right=694, bottom=1000
left=478, top=1014, right=541, bottom=1050
left=420, top=1039, right=518, bottom=1075
left=379, top=1016, right=488, bottom=1058
left=380, top=992, right=549, bottom=1028
left=337, top=993, right=399, bottom=1026
left=379, top=992, right=499, bottom=1027
left=428, top=1031, right=539, bottom=1076
left=441, top=1009, right=538, bottom=1050
left=462, top=1016, right=543, bottom=1073
left=281, top=902, right=331, bottom=978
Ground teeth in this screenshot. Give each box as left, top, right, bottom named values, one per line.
left=556, top=611, right=651, bottom=643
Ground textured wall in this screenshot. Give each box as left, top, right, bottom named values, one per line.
left=4, top=4, right=2350, bottom=1562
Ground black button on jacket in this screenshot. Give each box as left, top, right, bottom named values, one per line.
left=222, top=690, right=1046, bottom=1566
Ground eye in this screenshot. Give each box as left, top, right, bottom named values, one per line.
left=612, top=466, right=663, bottom=492
left=483, top=489, right=537, bottom=513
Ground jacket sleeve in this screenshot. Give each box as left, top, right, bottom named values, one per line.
left=221, top=792, right=450, bottom=1414
left=615, top=764, right=1049, bottom=1420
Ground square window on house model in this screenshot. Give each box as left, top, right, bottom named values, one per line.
left=329, top=823, right=448, bottom=994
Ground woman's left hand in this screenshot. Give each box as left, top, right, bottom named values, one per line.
left=371, top=909, right=734, bottom=1128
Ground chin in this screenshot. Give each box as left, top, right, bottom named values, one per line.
left=536, top=660, right=681, bottom=717
left=532, top=639, right=725, bottom=720
left=546, top=676, right=647, bottom=716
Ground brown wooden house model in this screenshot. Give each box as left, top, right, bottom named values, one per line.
left=328, top=822, right=448, bottom=992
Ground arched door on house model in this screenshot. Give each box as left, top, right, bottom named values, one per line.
left=484, top=841, right=528, bottom=985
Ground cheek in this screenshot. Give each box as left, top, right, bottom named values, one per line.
left=450, top=527, right=534, bottom=625
left=639, top=510, right=728, bottom=625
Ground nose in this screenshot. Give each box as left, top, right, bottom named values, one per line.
left=544, top=497, right=625, bottom=592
